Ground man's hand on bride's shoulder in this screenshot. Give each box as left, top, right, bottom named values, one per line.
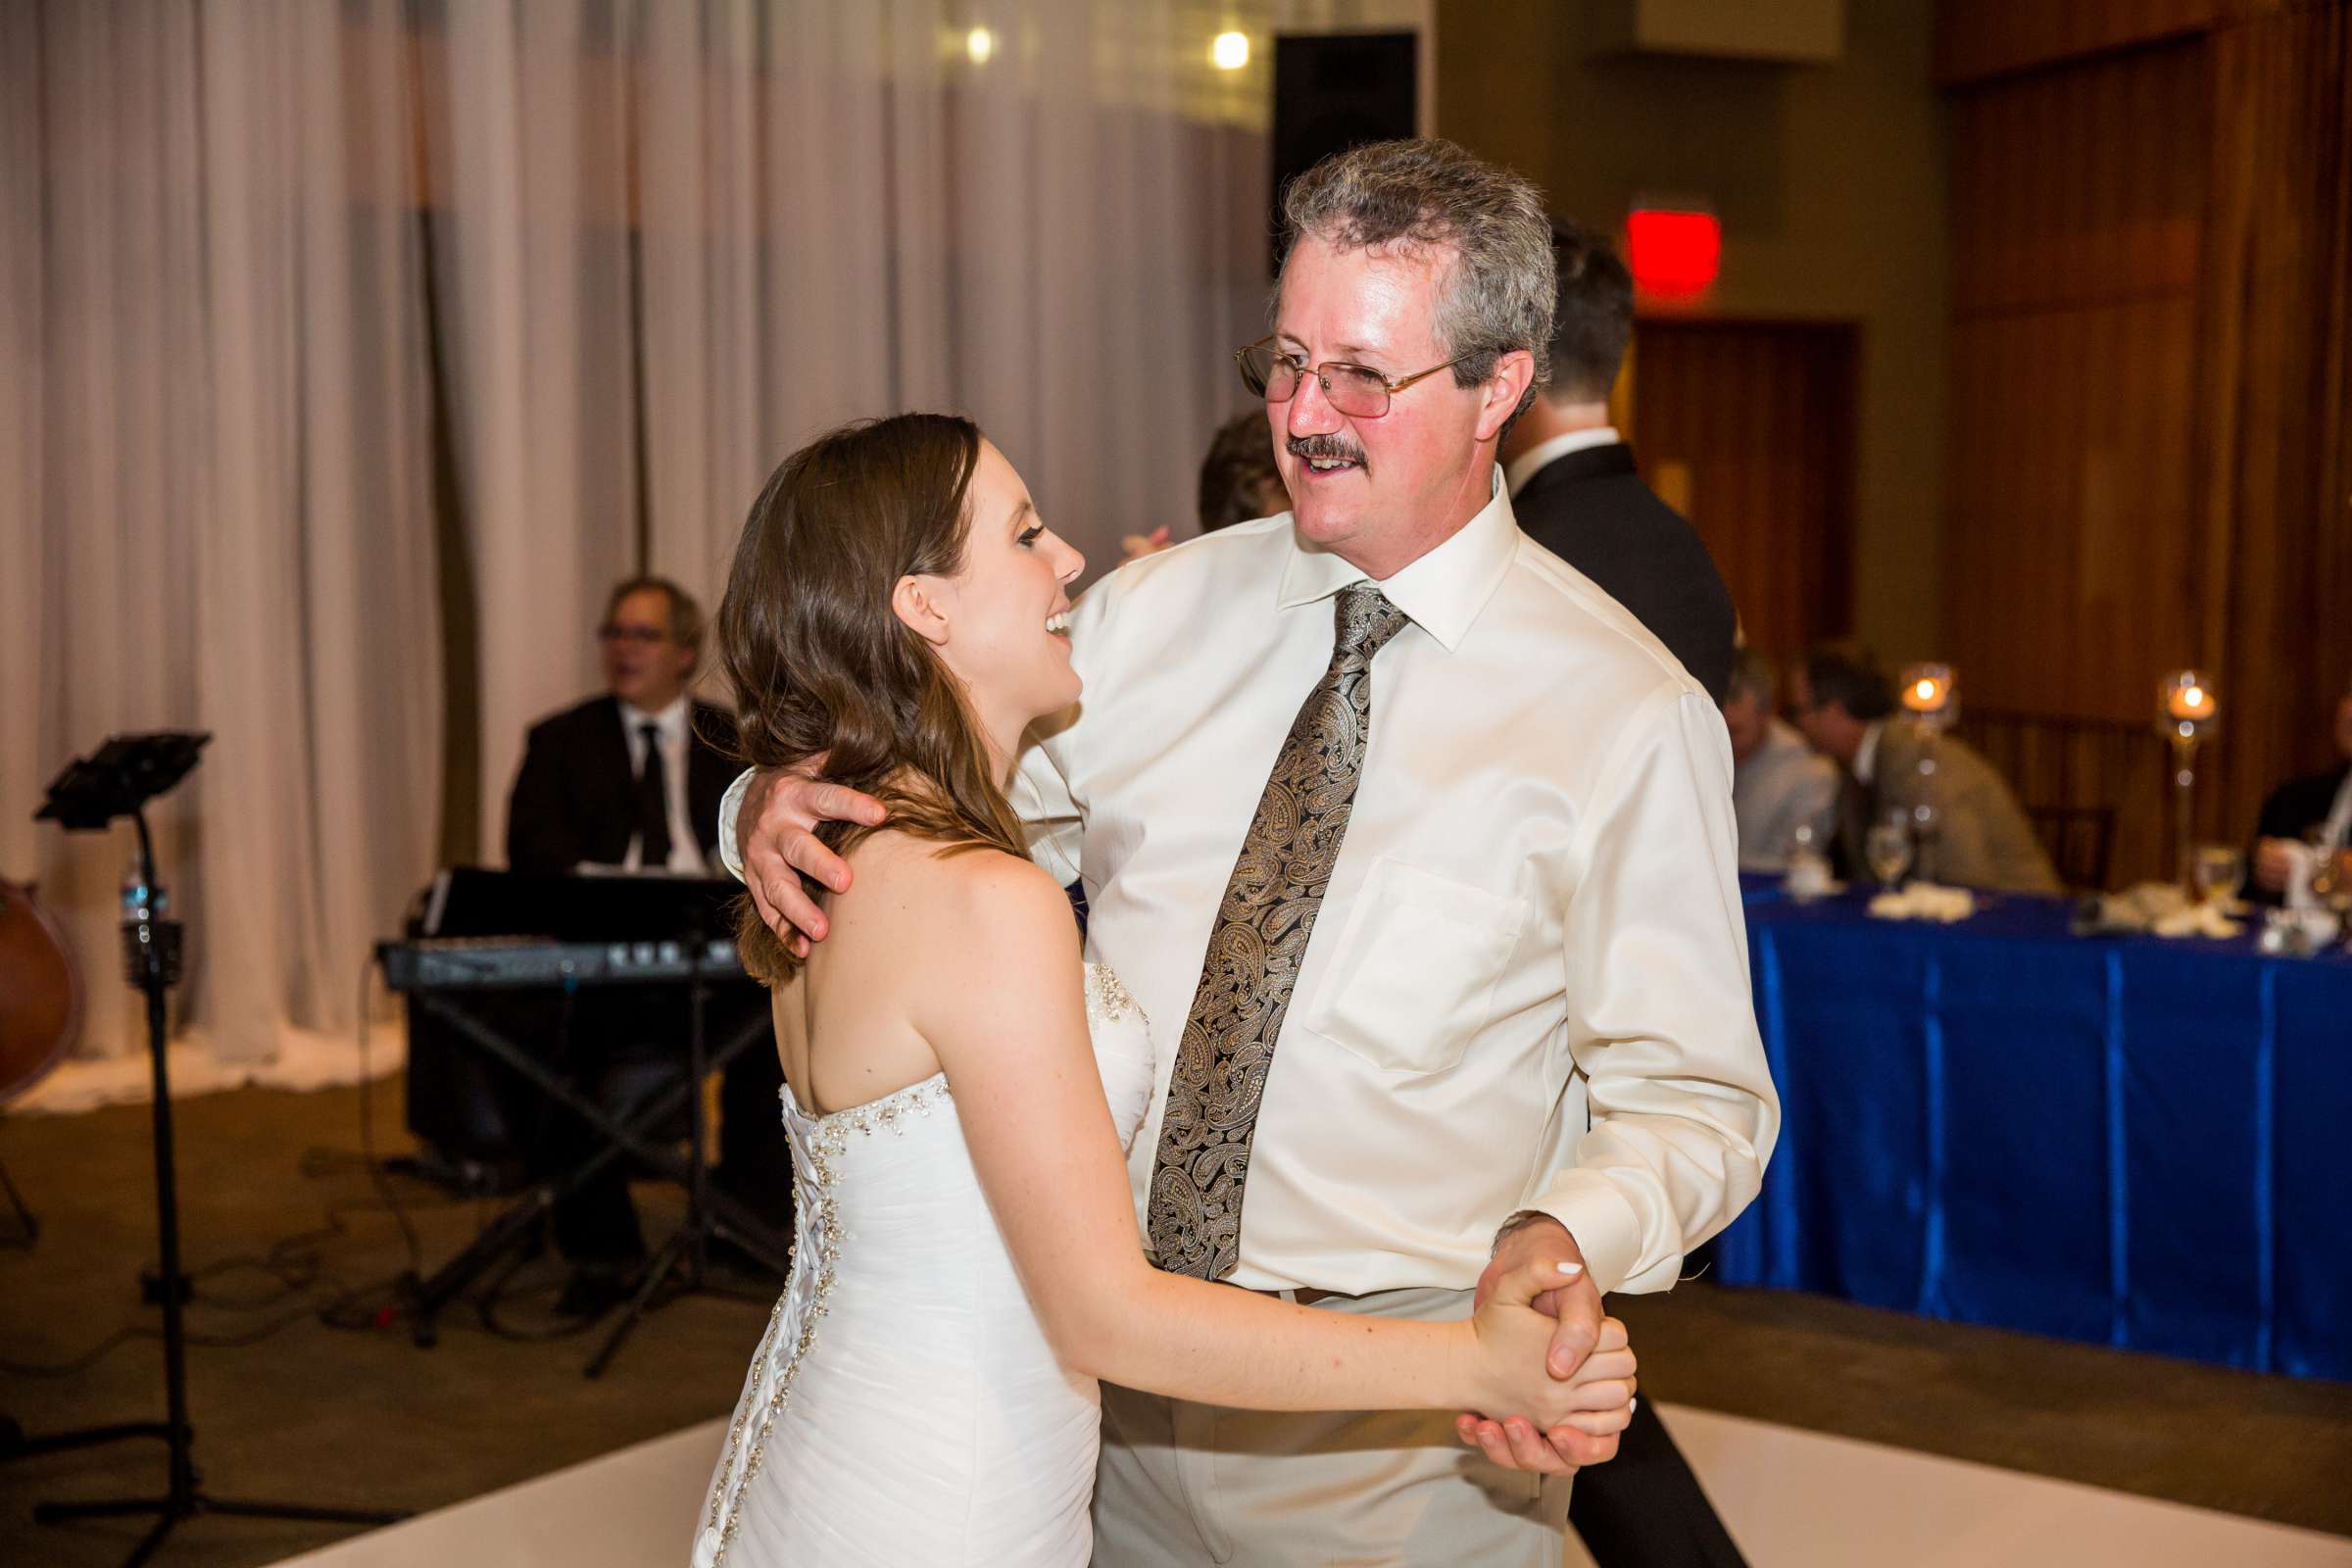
left=740, top=761, right=888, bottom=955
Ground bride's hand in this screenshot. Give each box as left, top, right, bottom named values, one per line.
left=1464, top=1279, right=1638, bottom=1475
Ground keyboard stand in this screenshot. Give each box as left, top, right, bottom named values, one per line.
left=394, top=978, right=789, bottom=1370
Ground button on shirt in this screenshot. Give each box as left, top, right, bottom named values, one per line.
left=1012, top=470, right=1777, bottom=1298
left=619, top=697, right=707, bottom=874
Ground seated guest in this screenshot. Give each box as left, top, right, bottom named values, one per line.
left=1794, top=641, right=2060, bottom=895
left=1498, top=220, right=1737, bottom=701
left=1722, top=648, right=1838, bottom=873
left=2248, top=671, right=2352, bottom=903
left=1196, top=408, right=1290, bottom=532
left=507, top=576, right=789, bottom=1313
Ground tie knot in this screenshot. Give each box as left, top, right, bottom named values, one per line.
left=1333, top=583, right=1410, bottom=662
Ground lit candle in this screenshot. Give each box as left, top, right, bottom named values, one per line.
left=1898, top=662, right=1956, bottom=724
left=2158, top=669, right=2219, bottom=732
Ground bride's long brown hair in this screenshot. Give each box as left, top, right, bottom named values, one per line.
left=716, top=414, right=1032, bottom=983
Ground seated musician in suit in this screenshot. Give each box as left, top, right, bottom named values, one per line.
left=2248, top=670, right=2352, bottom=905
left=507, top=576, right=789, bottom=1314
left=1794, top=641, right=2061, bottom=896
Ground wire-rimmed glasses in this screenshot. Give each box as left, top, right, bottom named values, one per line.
left=1235, top=335, right=1467, bottom=419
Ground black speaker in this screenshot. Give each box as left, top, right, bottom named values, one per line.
left=1269, top=31, right=1419, bottom=273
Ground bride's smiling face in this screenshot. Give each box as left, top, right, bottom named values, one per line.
left=899, top=440, right=1086, bottom=733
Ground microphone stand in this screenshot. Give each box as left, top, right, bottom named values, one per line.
left=15, top=737, right=405, bottom=1566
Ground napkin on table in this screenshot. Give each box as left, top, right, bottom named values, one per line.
left=1866, top=882, right=1977, bottom=923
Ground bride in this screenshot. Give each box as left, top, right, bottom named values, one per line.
left=692, top=413, right=1635, bottom=1567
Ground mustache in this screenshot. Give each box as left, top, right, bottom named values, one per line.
left=1287, top=433, right=1367, bottom=468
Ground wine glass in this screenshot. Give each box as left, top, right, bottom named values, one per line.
left=1864, top=816, right=1912, bottom=889
left=2193, top=845, right=2246, bottom=909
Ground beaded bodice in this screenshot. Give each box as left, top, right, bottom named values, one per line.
left=693, top=963, right=1152, bottom=1568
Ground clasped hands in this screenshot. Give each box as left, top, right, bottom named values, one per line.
left=1460, top=1215, right=1636, bottom=1474
left=737, top=770, right=1638, bottom=1475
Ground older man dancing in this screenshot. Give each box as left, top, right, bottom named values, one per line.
left=725, top=139, right=1777, bottom=1567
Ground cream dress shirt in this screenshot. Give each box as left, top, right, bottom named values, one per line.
left=721, top=473, right=1777, bottom=1297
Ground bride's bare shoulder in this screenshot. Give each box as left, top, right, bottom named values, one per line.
left=837, top=831, right=1074, bottom=943
left=832, top=834, right=1080, bottom=1038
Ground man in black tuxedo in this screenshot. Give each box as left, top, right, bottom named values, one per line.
left=1498, top=222, right=1737, bottom=703
left=2247, top=672, right=2352, bottom=905
left=506, top=576, right=789, bottom=1313
left=1494, top=225, right=1749, bottom=1567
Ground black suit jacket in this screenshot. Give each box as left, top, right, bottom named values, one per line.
left=2255, top=763, right=2351, bottom=844
left=505, top=694, right=741, bottom=875
left=1511, top=441, right=1738, bottom=702
left=2246, top=762, right=2352, bottom=905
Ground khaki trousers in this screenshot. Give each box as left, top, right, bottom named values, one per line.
left=1091, top=1287, right=1572, bottom=1567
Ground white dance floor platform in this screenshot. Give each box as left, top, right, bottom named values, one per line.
left=266, top=1403, right=2352, bottom=1568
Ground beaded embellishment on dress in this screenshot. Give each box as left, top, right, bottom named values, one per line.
left=693, top=1075, right=952, bottom=1568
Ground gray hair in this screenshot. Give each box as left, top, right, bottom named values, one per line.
left=1726, top=646, right=1777, bottom=710
left=1277, top=139, right=1556, bottom=418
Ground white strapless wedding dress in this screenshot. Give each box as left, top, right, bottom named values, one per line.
left=692, top=964, right=1155, bottom=1567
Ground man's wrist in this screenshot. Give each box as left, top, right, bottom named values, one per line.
left=1490, top=1209, right=1571, bottom=1258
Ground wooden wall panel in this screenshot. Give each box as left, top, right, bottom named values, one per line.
left=1937, top=0, right=2225, bottom=85
left=1943, top=39, right=2207, bottom=723
left=1946, top=297, right=2201, bottom=721
left=1948, top=43, right=2206, bottom=315
left=1942, top=35, right=2212, bottom=885
left=1625, top=320, right=1859, bottom=667
left=1941, top=2, right=2350, bottom=888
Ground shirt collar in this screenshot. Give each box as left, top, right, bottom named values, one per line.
left=1503, top=425, right=1622, bottom=498
left=1273, top=466, right=1520, bottom=654
left=620, top=694, right=690, bottom=742
left=1853, top=719, right=1886, bottom=786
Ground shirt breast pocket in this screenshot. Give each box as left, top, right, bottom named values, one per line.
left=1301, top=857, right=1529, bottom=1076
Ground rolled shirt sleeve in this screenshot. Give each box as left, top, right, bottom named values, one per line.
left=1528, top=685, right=1781, bottom=1296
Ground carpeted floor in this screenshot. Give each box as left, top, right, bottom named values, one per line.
left=2, top=1078, right=2347, bottom=1568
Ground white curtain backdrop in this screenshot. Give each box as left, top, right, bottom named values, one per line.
left=6, top=0, right=1268, bottom=1090
left=465, top=0, right=1271, bottom=859
left=4, top=0, right=440, bottom=1081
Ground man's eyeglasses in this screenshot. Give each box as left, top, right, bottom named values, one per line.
left=598, top=624, right=671, bottom=648
left=1234, top=336, right=1468, bottom=419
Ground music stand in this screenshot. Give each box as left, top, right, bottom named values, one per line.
left=13, top=732, right=403, bottom=1566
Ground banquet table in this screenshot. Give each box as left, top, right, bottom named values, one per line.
left=1713, top=877, right=2352, bottom=1381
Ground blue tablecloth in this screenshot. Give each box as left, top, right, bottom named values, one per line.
left=1715, top=879, right=2352, bottom=1381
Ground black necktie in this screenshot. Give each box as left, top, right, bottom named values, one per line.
left=636, top=721, right=673, bottom=869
